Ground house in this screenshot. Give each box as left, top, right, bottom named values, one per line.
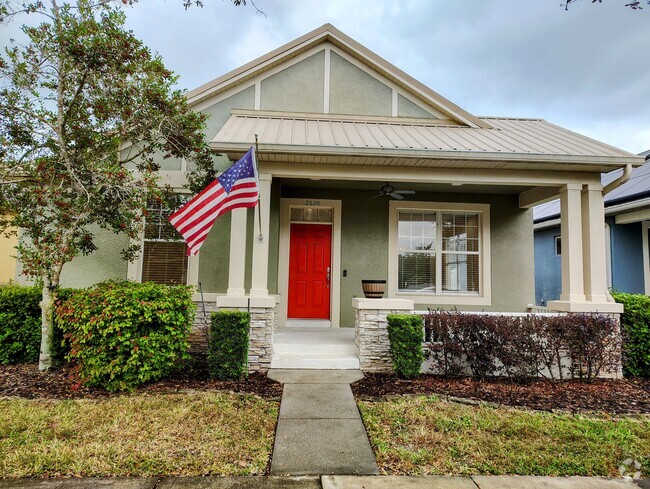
left=535, top=150, right=650, bottom=306
left=12, top=24, right=644, bottom=371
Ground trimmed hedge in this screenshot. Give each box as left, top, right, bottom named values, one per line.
left=387, top=314, right=424, bottom=379
left=612, top=292, right=650, bottom=377
left=0, top=285, right=70, bottom=364
left=56, top=281, right=194, bottom=392
left=208, top=310, right=250, bottom=380
left=424, top=311, right=620, bottom=381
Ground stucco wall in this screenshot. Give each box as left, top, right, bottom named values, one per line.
left=280, top=185, right=535, bottom=326
left=261, top=51, right=325, bottom=113
left=534, top=226, right=562, bottom=306
left=59, top=227, right=129, bottom=288
left=201, top=85, right=255, bottom=141
left=610, top=218, right=645, bottom=294
left=0, top=226, right=17, bottom=283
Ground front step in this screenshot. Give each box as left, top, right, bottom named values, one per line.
left=271, top=327, right=359, bottom=370
left=271, top=353, right=360, bottom=369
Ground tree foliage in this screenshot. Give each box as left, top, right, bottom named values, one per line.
left=0, top=0, right=214, bottom=370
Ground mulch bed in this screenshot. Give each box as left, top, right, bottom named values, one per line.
left=352, top=373, right=650, bottom=415
left=0, top=362, right=283, bottom=400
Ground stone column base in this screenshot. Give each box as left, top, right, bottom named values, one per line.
left=352, top=298, right=414, bottom=373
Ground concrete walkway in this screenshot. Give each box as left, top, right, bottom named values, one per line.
left=0, top=476, right=646, bottom=488
left=267, top=369, right=378, bottom=476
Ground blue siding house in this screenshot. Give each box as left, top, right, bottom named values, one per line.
left=534, top=150, right=650, bottom=306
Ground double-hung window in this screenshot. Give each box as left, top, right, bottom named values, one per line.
left=389, top=202, right=491, bottom=305
left=141, top=199, right=189, bottom=285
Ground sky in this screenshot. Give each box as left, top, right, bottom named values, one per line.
left=3, top=0, right=649, bottom=154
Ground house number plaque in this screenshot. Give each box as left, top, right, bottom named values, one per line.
left=304, top=200, right=320, bottom=206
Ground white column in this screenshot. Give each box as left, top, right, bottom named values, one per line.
left=581, top=183, right=610, bottom=303
left=250, top=174, right=272, bottom=297
left=226, top=208, right=247, bottom=297
left=559, top=183, right=586, bottom=303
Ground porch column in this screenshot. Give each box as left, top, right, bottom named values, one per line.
left=250, top=174, right=272, bottom=297
left=226, top=208, right=247, bottom=297
left=581, top=183, right=609, bottom=303
left=558, top=183, right=586, bottom=303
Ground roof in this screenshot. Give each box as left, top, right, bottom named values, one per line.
left=211, top=110, right=643, bottom=172
left=186, top=23, right=489, bottom=129
left=534, top=149, right=650, bottom=222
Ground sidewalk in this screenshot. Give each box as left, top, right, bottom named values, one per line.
left=0, top=476, right=646, bottom=488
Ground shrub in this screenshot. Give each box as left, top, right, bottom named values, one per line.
left=0, top=285, right=41, bottom=364
left=424, top=310, right=620, bottom=381
left=56, top=281, right=194, bottom=391
left=208, top=310, right=250, bottom=380
left=0, top=284, right=70, bottom=364
left=612, top=292, right=650, bottom=377
left=387, top=314, right=424, bottom=379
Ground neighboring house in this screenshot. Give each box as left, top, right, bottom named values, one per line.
left=535, top=150, right=650, bottom=306
left=0, top=220, right=17, bottom=283
left=11, top=25, right=644, bottom=370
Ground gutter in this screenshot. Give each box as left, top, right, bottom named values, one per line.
left=603, top=163, right=633, bottom=195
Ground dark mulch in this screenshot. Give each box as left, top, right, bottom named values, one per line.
left=0, top=361, right=283, bottom=400
left=352, top=373, right=650, bottom=415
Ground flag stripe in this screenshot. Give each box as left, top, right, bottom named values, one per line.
left=168, top=147, right=259, bottom=256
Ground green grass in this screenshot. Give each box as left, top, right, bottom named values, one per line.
left=359, top=395, right=650, bottom=477
left=0, top=393, right=278, bottom=478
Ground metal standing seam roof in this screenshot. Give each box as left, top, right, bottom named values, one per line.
left=212, top=111, right=641, bottom=171
left=533, top=150, right=650, bottom=222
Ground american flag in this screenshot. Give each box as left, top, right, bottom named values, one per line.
left=169, top=147, right=259, bottom=256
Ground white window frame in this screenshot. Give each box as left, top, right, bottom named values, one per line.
left=126, top=195, right=199, bottom=287
left=388, top=201, right=491, bottom=306
left=554, top=235, right=562, bottom=256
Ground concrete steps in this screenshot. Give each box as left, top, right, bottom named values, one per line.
left=271, top=327, right=360, bottom=370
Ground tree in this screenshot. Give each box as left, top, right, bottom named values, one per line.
left=0, top=0, right=215, bottom=371
left=563, top=0, right=649, bottom=9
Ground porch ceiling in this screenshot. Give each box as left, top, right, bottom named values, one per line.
left=280, top=178, right=531, bottom=195
left=211, top=110, right=644, bottom=173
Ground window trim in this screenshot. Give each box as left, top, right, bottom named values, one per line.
left=554, top=235, right=562, bottom=256
left=126, top=196, right=199, bottom=287
left=388, top=201, right=491, bottom=306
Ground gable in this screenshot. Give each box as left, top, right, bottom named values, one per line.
left=195, top=43, right=450, bottom=140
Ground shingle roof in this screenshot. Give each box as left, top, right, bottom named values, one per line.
left=533, top=150, right=650, bottom=222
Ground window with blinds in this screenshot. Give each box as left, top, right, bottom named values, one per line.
left=141, top=199, right=188, bottom=285
left=398, top=210, right=480, bottom=295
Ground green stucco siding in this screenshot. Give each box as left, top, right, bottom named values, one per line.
left=59, top=227, right=129, bottom=288
left=197, top=213, right=231, bottom=293
left=398, top=94, right=438, bottom=119
left=329, top=52, right=392, bottom=117
left=279, top=185, right=534, bottom=326
left=261, top=51, right=325, bottom=113
left=201, top=85, right=255, bottom=141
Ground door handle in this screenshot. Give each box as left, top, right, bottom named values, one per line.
left=326, top=267, right=331, bottom=288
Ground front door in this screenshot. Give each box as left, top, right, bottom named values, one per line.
left=288, top=223, right=332, bottom=319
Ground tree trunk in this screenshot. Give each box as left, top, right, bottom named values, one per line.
left=38, top=277, right=58, bottom=372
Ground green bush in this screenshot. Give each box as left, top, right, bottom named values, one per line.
left=0, top=285, right=41, bottom=364
left=0, top=284, right=71, bottom=364
left=208, top=310, right=250, bottom=380
left=56, top=281, right=194, bottom=391
left=612, top=292, right=650, bottom=377
left=387, top=314, right=424, bottom=379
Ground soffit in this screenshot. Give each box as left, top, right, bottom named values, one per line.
left=211, top=110, right=643, bottom=173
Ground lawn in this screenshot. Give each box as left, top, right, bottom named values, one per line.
left=0, top=392, right=278, bottom=478
left=359, top=395, right=650, bottom=477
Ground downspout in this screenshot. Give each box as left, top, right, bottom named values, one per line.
left=603, top=164, right=633, bottom=195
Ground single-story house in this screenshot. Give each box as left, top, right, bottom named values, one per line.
left=12, top=24, right=645, bottom=371
left=535, top=150, right=650, bottom=306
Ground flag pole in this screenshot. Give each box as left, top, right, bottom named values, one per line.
left=254, top=133, right=263, bottom=242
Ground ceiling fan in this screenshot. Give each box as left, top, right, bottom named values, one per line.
left=370, top=182, right=416, bottom=200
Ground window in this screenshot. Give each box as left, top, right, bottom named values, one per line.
left=389, top=202, right=490, bottom=305
left=554, top=236, right=561, bottom=256
left=141, top=199, right=188, bottom=285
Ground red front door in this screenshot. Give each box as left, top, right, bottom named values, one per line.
left=288, top=223, right=332, bottom=319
